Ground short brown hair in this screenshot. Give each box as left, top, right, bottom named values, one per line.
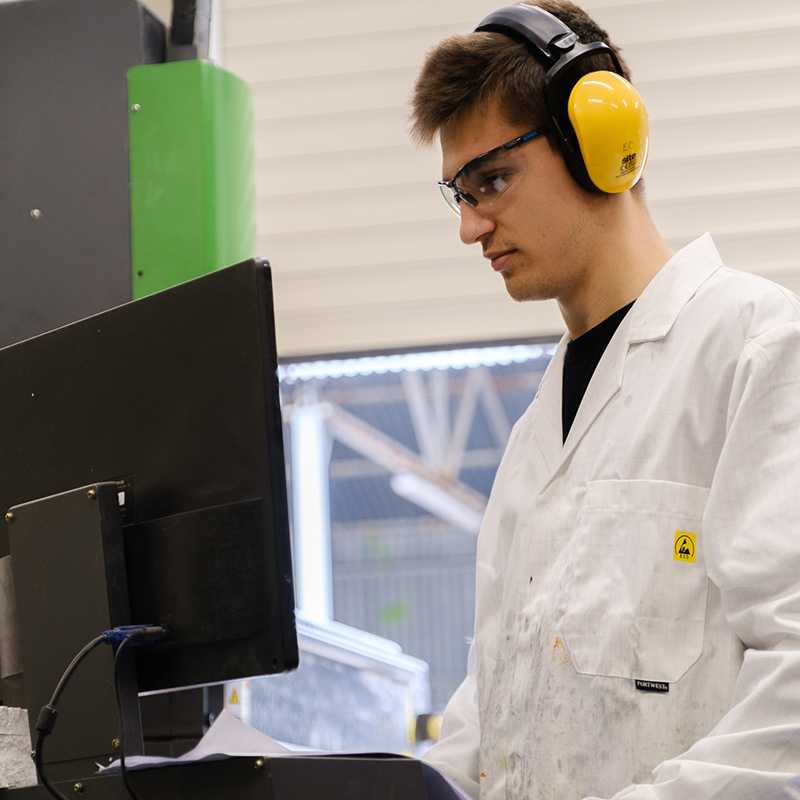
left=411, top=0, right=643, bottom=193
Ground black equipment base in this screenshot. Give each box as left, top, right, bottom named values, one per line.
left=1, top=755, right=433, bottom=799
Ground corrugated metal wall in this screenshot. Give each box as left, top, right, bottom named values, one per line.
left=221, top=0, right=800, bottom=356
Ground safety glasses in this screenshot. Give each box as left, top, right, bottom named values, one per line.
left=438, top=127, right=548, bottom=216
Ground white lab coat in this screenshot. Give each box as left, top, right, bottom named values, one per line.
left=424, top=233, right=800, bottom=800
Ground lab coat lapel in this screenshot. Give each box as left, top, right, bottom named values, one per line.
left=556, top=318, right=630, bottom=472
left=529, top=329, right=625, bottom=487
left=533, top=233, right=724, bottom=493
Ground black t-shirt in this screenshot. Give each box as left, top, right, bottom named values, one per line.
left=562, top=301, right=635, bottom=443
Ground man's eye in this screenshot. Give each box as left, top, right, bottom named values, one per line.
left=477, top=172, right=512, bottom=196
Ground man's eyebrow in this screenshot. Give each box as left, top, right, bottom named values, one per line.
left=442, top=145, right=506, bottom=182
left=442, top=158, right=467, bottom=183
left=441, top=155, right=475, bottom=183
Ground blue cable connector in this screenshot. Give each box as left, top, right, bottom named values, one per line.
left=102, top=625, right=169, bottom=646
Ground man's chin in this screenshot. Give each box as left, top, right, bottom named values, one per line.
left=503, top=273, right=549, bottom=302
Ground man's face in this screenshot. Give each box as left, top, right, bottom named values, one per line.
left=440, top=98, right=602, bottom=304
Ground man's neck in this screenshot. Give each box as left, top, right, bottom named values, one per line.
left=558, top=197, right=673, bottom=339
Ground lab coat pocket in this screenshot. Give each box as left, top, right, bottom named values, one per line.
left=559, top=479, right=709, bottom=684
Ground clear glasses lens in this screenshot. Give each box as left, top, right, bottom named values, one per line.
left=440, top=151, right=521, bottom=216
left=437, top=128, right=543, bottom=217
left=439, top=183, right=462, bottom=216
left=459, top=152, right=513, bottom=205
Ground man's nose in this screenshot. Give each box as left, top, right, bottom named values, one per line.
left=459, top=203, right=495, bottom=245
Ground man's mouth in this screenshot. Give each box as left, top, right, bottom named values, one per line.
left=485, top=249, right=516, bottom=272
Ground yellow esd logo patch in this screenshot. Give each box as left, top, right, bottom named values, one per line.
left=674, top=530, right=697, bottom=563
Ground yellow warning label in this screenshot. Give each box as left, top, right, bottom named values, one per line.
left=229, top=688, right=239, bottom=705
left=674, top=530, right=697, bottom=563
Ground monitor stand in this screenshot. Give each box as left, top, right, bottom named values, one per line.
left=6, top=482, right=142, bottom=783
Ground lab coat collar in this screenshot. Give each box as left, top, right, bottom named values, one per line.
left=532, top=233, right=724, bottom=491
left=626, top=232, right=724, bottom=344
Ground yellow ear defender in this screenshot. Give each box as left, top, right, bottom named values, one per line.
left=568, top=70, right=649, bottom=193
left=476, top=4, right=649, bottom=194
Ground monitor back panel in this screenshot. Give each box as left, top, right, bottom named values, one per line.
left=0, top=261, right=297, bottom=689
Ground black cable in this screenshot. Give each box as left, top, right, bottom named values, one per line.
left=48, top=635, right=107, bottom=710
left=33, top=733, right=68, bottom=800
left=31, top=626, right=167, bottom=800
left=32, top=634, right=107, bottom=800
left=113, top=635, right=144, bottom=800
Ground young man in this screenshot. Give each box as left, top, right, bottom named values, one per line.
left=412, top=2, right=800, bottom=799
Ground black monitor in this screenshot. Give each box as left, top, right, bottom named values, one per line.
left=0, top=259, right=297, bottom=701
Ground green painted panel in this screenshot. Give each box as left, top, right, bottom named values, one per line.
left=128, top=60, right=255, bottom=298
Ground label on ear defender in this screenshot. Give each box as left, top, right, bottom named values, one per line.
left=617, top=152, right=638, bottom=177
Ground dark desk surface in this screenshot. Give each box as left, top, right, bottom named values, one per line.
left=1, top=754, right=433, bottom=799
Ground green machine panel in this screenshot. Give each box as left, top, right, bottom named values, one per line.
left=128, top=60, right=255, bottom=297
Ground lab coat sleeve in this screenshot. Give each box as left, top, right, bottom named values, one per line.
left=587, top=322, right=800, bottom=800
left=421, top=644, right=481, bottom=799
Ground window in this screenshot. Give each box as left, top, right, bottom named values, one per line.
left=280, top=341, right=557, bottom=714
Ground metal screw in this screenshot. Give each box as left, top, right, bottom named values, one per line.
left=130, top=103, right=142, bottom=113
left=30, top=209, right=42, bottom=220
left=73, top=783, right=84, bottom=794
left=4, top=512, right=14, bottom=524
left=254, top=757, right=264, bottom=769
left=87, top=488, right=97, bottom=500
left=111, top=737, right=120, bottom=750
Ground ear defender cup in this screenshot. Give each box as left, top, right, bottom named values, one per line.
left=567, top=70, right=648, bottom=193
